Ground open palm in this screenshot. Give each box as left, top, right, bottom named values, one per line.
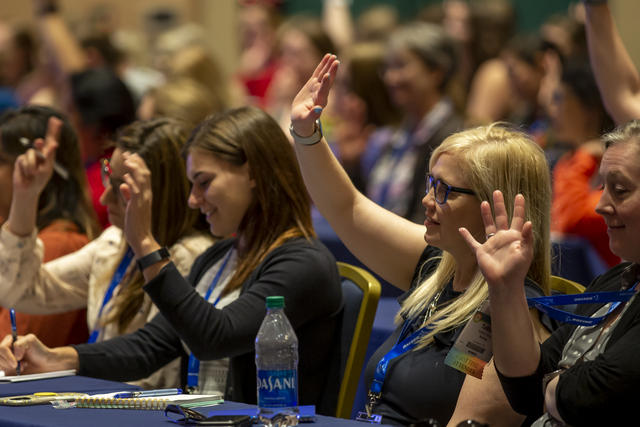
left=459, top=191, right=534, bottom=289
left=290, top=54, right=339, bottom=136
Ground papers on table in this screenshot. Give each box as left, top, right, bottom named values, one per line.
left=0, top=369, right=77, bottom=382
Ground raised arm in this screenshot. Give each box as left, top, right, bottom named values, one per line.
left=35, top=0, right=87, bottom=75
left=585, top=3, right=640, bottom=123
left=290, top=55, right=425, bottom=290
left=459, top=191, right=540, bottom=377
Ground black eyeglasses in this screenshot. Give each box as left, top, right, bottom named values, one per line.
left=426, top=174, right=476, bottom=205
left=100, top=157, right=125, bottom=203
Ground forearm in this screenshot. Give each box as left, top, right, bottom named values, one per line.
left=39, top=14, right=87, bottom=75
left=7, top=191, right=39, bottom=237
left=293, top=137, right=360, bottom=226
left=489, top=286, right=540, bottom=377
left=585, top=3, right=640, bottom=124
left=47, top=346, right=80, bottom=371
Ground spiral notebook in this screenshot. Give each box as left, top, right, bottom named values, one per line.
left=74, top=393, right=223, bottom=410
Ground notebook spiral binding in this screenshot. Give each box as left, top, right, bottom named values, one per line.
left=75, top=397, right=173, bottom=410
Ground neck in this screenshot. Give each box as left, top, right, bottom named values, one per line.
left=407, top=92, right=441, bottom=126
left=452, top=251, right=478, bottom=292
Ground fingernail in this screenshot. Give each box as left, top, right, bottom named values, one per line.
left=313, top=107, right=323, bottom=114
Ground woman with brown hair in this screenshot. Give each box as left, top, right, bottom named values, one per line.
left=0, top=107, right=343, bottom=414
left=0, top=105, right=99, bottom=347
left=0, top=117, right=213, bottom=388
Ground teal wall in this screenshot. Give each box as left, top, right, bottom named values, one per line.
left=281, top=0, right=573, bottom=34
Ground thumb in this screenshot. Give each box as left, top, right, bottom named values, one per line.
left=459, top=227, right=481, bottom=252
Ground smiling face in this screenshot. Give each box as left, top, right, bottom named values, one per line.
left=422, top=153, right=484, bottom=256
left=98, top=148, right=127, bottom=229
left=186, top=148, right=255, bottom=238
left=595, top=141, right=640, bottom=263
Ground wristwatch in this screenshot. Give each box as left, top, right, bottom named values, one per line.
left=289, top=120, right=323, bottom=146
left=136, top=247, right=170, bottom=271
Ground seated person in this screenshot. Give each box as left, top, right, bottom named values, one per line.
left=461, top=119, right=640, bottom=425
left=0, top=105, right=99, bottom=347
left=0, top=118, right=213, bottom=388
left=0, top=107, right=343, bottom=414
left=288, top=54, right=554, bottom=425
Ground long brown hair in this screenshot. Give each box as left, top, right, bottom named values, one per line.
left=106, top=118, right=204, bottom=332
left=185, top=106, right=315, bottom=295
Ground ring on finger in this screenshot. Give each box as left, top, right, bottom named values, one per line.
left=486, top=232, right=496, bottom=240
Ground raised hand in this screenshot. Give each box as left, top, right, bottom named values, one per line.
left=12, top=117, right=62, bottom=197
left=119, top=152, right=158, bottom=257
left=290, top=53, right=339, bottom=137
left=459, top=191, right=534, bottom=290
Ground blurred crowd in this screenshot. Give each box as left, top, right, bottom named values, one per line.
left=0, top=0, right=623, bottom=268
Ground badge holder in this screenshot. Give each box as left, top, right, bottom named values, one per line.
left=355, top=391, right=382, bottom=424
left=444, top=300, right=492, bottom=379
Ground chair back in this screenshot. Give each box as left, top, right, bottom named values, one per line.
left=550, top=275, right=585, bottom=295
left=335, top=262, right=381, bottom=419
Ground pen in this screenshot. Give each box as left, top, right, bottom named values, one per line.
left=113, top=388, right=183, bottom=399
left=18, top=137, right=70, bottom=180
left=9, top=308, right=21, bottom=376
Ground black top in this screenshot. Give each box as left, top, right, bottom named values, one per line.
left=363, top=245, right=546, bottom=426
left=498, top=262, right=640, bottom=426
left=73, top=237, right=343, bottom=415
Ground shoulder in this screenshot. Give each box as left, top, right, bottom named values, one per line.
left=587, top=262, right=634, bottom=292
left=169, top=232, right=216, bottom=273
left=411, top=245, right=442, bottom=288
left=261, top=237, right=337, bottom=271
left=38, top=220, right=89, bottom=261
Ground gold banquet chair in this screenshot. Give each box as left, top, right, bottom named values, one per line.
left=335, top=262, right=381, bottom=419
left=550, top=275, right=586, bottom=295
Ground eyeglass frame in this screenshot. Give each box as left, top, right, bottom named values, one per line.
left=426, top=174, right=476, bottom=205
left=100, top=157, right=126, bottom=203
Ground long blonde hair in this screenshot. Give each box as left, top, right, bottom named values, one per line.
left=398, top=123, right=551, bottom=349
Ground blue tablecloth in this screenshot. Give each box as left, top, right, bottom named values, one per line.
left=0, top=376, right=372, bottom=426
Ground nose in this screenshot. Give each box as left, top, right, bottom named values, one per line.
left=187, top=187, right=201, bottom=209
left=422, top=186, right=436, bottom=209
left=595, top=187, right=614, bottom=217
left=99, top=183, right=112, bottom=206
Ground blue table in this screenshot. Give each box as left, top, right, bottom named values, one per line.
left=0, top=376, right=369, bottom=426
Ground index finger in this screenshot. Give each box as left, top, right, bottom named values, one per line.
left=42, top=117, right=62, bottom=159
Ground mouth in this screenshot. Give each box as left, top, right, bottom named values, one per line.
left=424, top=216, right=440, bottom=226
left=607, top=224, right=625, bottom=231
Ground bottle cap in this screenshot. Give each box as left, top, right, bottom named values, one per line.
left=266, top=296, right=285, bottom=308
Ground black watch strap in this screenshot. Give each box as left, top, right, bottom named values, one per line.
left=136, top=247, right=171, bottom=271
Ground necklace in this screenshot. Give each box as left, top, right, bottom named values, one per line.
left=425, top=288, right=444, bottom=321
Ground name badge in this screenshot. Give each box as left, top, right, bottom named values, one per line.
left=444, top=300, right=492, bottom=378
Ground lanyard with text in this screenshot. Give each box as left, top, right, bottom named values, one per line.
left=87, top=247, right=134, bottom=343
left=356, top=319, right=433, bottom=423
left=186, top=249, right=233, bottom=393
left=527, top=281, right=639, bottom=326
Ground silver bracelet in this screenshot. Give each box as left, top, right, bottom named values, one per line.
left=289, top=120, right=323, bottom=146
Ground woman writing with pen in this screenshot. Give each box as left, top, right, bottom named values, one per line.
left=0, top=115, right=213, bottom=388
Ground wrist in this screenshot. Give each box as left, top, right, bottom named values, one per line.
left=136, top=247, right=170, bottom=272
left=50, top=346, right=79, bottom=371
left=132, top=237, right=160, bottom=258
left=290, top=120, right=323, bottom=146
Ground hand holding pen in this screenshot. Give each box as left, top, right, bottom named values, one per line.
left=9, top=309, right=21, bottom=376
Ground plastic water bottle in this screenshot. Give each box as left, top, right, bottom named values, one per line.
left=255, top=296, right=299, bottom=427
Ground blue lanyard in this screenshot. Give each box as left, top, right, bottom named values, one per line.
left=88, top=247, right=134, bottom=343
left=187, top=249, right=234, bottom=390
left=376, top=132, right=413, bottom=206
left=369, top=319, right=433, bottom=395
left=527, top=281, right=638, bottom=327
